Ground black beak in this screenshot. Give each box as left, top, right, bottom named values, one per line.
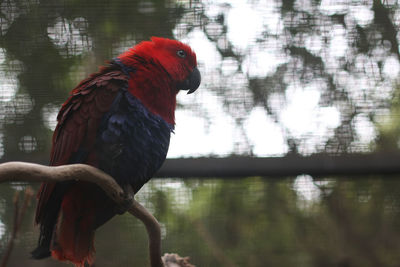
left=178, top=67, right=201, bottom=94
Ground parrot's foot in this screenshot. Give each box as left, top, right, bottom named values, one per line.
left=114, top=185, right=135, bottom=214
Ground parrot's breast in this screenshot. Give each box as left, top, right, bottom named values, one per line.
left=97, top=89, right=174, bottom=192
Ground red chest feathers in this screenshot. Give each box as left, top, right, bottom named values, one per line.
left=127, top=71, right=177, bottom=125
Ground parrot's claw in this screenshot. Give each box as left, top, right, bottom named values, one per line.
left=114, top=185, right=135, bottom=215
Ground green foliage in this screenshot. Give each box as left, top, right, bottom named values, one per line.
left=2, top=177, right=400, bottom=266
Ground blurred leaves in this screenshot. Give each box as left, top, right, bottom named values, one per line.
left=0, top=0, right=400, bottom=266
left=7, top=176, right=400, bottom=267
left=0, top=0, right=187, bottom=162
left=2, top=176, right=400, bottom=266
left=0, top=0, right=400, bottom=157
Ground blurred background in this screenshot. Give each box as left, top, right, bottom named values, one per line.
left=1, top=0, right=400, bottom=266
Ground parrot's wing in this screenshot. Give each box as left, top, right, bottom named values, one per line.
left=35, top=65, right=129, bottom=225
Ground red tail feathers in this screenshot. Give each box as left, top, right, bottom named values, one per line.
left=51, top=183, right=96, bottom=267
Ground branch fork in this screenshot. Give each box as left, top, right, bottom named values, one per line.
left=0, top=161, right=193, bottom=267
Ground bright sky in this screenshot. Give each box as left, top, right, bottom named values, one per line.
left=171, top=0, right=345, bottom=157
left=0, top=220, right=3, bottom=240
left=170, top=0, right=400, bottom=157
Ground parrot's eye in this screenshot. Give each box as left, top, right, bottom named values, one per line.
left=177, top=50, right=186, bottom=58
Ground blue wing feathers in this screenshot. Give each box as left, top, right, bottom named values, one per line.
left=98, top=90, right=173, bottom=192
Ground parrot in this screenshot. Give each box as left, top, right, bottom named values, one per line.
left=31, top=37, right=200, bottom=266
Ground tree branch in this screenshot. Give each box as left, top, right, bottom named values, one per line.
left=0, top=162, right=125, bottom=205
left=128, top=201, right=163, bottom=267
left=0, top=162, right=172, bottom=267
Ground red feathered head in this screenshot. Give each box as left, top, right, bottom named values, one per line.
left=117, top=37, right=201, bottom=124
left=118, top=37, right=200, bottom=94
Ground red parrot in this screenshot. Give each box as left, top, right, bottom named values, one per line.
left=31, top=37, right=200, bottom=266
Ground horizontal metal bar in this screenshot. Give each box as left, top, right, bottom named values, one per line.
left=155, top=153, right=400, bottom=178
left=4, top=152, right=400, bottom=178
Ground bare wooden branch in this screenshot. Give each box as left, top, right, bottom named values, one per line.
left=0, top=162, right=163, bottom=267
left=0, top=161, right=195, bottom=267
left=129, top=201, right=163, bottom=267
left=0, top=162, right=125, bottom=205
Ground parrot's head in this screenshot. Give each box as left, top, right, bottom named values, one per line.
left=116, top=37, right=201, bottom=125
left=118, top=37, right=201, bottom=94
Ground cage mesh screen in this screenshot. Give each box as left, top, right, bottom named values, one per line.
left=3, top=177, right=400, bottom=267
left=1, top=0, right=400, bottom=266
left=0, top=0, right=399, bottom=159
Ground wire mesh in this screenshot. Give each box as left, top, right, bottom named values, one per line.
left=2, top=177, right=400, bottom=266
left=0, top=0, right=400, bottom=266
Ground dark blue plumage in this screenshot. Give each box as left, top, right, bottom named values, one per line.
left=97, top=87, right=174, bottom=192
